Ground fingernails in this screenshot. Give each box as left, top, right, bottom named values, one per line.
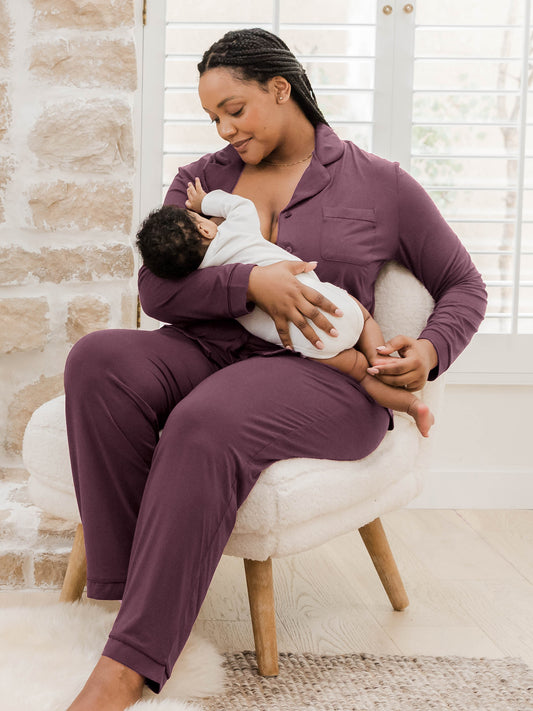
left=376, top=345, right=387, bottom=351
left=285, top=345, right=293, bottom=351
left=367, top=367, right=380, bottom=375
left=315, top=341, right=324, bottom=350
left=330, top=328, right=339, bottom=337
left=334, top=309, right=344, bottom=316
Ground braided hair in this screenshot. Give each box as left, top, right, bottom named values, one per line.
left=198, top=28, right=328, bottom=127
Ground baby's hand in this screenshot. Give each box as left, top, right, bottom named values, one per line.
left=185, top=177, right=207, bottom=213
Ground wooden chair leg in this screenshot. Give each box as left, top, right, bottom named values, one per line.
left=59, top=522, right=87, bottom=602
left=243, top=558, right=279, bottom=677
left=358, top=517, right=409, bottom=611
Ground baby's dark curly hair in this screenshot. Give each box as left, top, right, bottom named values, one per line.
left=136, top=205, right=208, bottom=280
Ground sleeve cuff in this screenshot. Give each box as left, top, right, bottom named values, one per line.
left=227, top=262, right=256, bottom=317
left=418, top=329, right=449, bottom=380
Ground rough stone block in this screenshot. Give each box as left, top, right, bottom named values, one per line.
left=0, top=467, right=29, bottom=482
left=121, top=290, right=138, bottom=328
left=30, top=38, right=137, bottom=90
left=0, top=297, right=49, bottom=354
left=33, top=551, right=69, bottom=587
left=28, top=180, right=133, bottom=232
left=0, top=509, right=13, bottom=541
left=0, top=82, right=11, bottom=142
left=0, top=1, right=13, bottom=68
left=0, top=247, right=40, bottom=284
left=33, top=0, right=134, bottom=30
left=5, top=373, right=64, bottom=455
left=38, top=512, right=77, bottom=541
left=29, top=99, right=134, bottom=173
left=66, top=294, right=111, bottom=343
left=0, top=155, right=14, bottom=223
left=0, top=244, right=134, bottom=285
left=0, top=552, right=27, bottom=587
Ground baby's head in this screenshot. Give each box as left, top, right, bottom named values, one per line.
left=136, top=205, right=217, bottom=279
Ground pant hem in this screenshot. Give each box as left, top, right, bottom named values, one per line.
left=103, top=635, right=168, bottom=694
left=87, top=579, right=126, bottom=600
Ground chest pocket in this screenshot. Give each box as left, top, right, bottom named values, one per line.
left=320, top=206, right=377, bottom=265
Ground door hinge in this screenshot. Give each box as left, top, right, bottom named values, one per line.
left=143, top=0, right=147, bottom=25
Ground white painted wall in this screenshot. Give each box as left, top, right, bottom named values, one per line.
left=412, top=384, right=533, bottom=508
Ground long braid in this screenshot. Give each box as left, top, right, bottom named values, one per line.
left=198, top=28, right=328, bottom=127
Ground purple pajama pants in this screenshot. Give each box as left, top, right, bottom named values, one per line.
left=64, top=324, right=390, bottom=693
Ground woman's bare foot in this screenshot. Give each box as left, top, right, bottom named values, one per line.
left=408, top=399, right=435, bottom=437
left=66, top=655, right=145, bottom=711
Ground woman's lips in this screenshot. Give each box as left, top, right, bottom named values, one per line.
left=232, top=138, right=251, bottom=152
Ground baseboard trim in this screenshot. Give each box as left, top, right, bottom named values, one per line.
left=409, top=468, right=533, bottom=509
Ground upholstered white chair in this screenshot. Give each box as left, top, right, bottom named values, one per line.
left=23, top=261, right=444, bottom=677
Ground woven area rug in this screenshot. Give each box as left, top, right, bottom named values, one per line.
left=203, top=650, right=533, bottom=711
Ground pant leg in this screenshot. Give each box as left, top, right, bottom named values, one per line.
left=64, top=326, right=220, bottom=599
left=102, top=354, right=390, bottom=692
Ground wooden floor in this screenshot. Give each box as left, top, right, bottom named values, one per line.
left=2, top=510, right=533, bottom=668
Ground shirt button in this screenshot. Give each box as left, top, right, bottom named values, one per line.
left=285, top=245, right=293, bottom=253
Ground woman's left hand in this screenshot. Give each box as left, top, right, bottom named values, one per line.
left=366, top=336, right=438, bottom=391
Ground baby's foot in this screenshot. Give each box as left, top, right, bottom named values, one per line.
left=408, top=400, right=435, bottom=437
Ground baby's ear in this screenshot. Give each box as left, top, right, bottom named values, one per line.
left=198, top=223, right=214, bottom=240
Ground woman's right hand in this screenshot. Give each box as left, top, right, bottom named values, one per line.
left=246, top=261, right=343, bottom=350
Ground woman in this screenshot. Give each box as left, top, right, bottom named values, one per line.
left=65, top=28, right=487, bottom=710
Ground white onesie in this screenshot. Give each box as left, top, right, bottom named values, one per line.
left=199, top=190, right=364, bottom=359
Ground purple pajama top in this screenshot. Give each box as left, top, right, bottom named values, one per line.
left=139, top=123, right=487, bottom=379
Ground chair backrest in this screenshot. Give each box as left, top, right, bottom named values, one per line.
left=373, top=260, right=434, bottom=342
left=373, top=261, right=445, bottom=421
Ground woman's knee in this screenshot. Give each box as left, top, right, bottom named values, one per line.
left=64, top=329, right=129, bottom=393
left=164, top=393, right=245, bottom=459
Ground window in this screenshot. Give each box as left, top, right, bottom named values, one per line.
left=141, top=0, right=533, bottom=382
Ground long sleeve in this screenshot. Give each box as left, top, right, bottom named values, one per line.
left=138, top=157, right=254, bottom=325
left=201, top=190, right=260, bottom=229
left=395, top=165, right=488, bottom=378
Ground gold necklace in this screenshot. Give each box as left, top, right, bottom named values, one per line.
left=262, top=152, right=313, bottom=167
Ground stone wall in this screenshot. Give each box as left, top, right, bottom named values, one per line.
left=0, top=0, right=139, bottom=589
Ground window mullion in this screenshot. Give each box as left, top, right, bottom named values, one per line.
left=511, top=0, right=531, bottom=333
left=272, top=0, right=280, bottom=35
left=140, top=0, right=166, bottom=220
left=372, top=4, right=396, bottom=160
left=390, top=4, right=416, bottom=169
left=373, top=3, right=416, bottom=168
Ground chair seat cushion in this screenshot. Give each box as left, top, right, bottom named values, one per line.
left=225, top=415, right=423, bottom=559
left=23, top=395, right=426, bottom=560
left=24, top=396, right=80, bottom=522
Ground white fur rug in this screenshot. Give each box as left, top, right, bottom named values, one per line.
left=0, top=601, right=225, bottom=711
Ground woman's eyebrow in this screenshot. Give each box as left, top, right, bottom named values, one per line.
left=217, top=96, right=240, bottom=108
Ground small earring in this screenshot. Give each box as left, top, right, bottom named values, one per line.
left=277, top=95, right=283, bottom=103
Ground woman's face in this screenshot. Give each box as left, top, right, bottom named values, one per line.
left=198, top=68, right=286, bottom=164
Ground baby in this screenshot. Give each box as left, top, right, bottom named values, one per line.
left=136, top=179, right=434, bottom=436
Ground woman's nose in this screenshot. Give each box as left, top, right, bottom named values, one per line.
left=218, top=119, right=236, bottom=140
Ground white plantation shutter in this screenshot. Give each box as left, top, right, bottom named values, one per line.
left=141, top=0, right=533, bottom=381
left=410, top=0, right=532, bottom=339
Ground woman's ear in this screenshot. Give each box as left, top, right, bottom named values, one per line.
left=270, top=76, right=292, bottom=103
